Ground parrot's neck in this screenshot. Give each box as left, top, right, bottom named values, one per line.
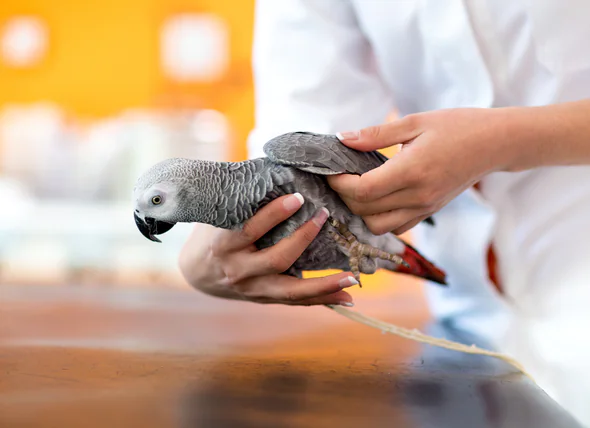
left=198, top=158, right=284, bottom=230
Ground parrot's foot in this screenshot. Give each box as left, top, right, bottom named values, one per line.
left=327, top=218, right=409, bottom=285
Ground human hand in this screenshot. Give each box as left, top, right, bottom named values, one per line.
left=328, top=108, right=514, bottom=235
left=178, top=194, right=357, bottom=306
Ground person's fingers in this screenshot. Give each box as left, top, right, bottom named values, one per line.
left=338, top=188, right=428, bottom=216
left=326, top=174, right=363, bottom=200
left=363, top=208, right=426, bottom=235
left=327, top=157, right=416, bottom=203
left=252, top=208, right=329, bottom=276
left=219, top=193, right=305, bottom=253
left=226, top=208, right=329, bottom=281
left=336, top=114, right=422, bottom=151
left=243, top=271, right=358, bottom=303
left=290, top=290, right=354, bottom=306
left=391, top=214, right=431, bottom=236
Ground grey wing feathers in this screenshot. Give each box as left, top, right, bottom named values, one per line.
left=263, top=131, right=436, bottom=227
left=263, top=132, right=388, bottom=176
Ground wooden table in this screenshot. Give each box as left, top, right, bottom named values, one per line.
left=0, top=283, right=582, bottom=427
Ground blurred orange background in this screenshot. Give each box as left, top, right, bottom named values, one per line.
left=0, top=0, right=255, bottom=161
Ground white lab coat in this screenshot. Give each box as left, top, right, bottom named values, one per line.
left=247, top=1, right=590, bottom=424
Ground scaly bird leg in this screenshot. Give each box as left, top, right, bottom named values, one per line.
left=328, top=218, right=409, bottom=286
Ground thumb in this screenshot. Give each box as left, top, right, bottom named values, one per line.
left=336, top=115, right=420, bottom=152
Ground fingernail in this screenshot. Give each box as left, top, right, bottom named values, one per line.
left=312, top=207, right=329, bottom=227
left=283, top=193, right=304, bottom=211
left=336, top=131, right=359, bottom=141
left=338, top=276, right=359, bottom=289
left=340, top=302, right=355, bottom=307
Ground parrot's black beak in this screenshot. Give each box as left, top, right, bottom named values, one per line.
left=134, top=212, right=176, bottom=243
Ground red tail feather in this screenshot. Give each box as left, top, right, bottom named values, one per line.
left=396, top=239, right=447, bottom=285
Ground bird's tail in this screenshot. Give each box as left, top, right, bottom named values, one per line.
left=394, top=238, right=447, bottom=286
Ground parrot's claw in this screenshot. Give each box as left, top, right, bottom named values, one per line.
left=328, top=217, right=409, bottom=286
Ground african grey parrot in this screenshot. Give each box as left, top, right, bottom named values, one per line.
left=132, top=132, right=447, bottom=285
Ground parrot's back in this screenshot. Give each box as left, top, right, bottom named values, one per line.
left=244, top=132, right=445, bottom=283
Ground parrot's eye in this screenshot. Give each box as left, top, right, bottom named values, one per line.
left=151, top=195, right=162, bottom=205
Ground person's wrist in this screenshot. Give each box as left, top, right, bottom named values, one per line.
left=486, top=106, right=535, bottom=173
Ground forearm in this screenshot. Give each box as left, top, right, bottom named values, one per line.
left=499, top=99, right=590, bottom=172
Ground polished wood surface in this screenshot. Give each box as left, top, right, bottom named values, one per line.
left=0, top=283, right=582, bottom=428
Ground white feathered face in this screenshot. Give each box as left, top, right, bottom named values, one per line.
left=133, top=181, right=179, bottom=243
left=134, top=181, right=179, bottom=221
left=132, top=157, right=224, bottom=242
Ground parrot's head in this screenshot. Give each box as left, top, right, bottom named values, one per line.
left=132, top=158, right=218, bottom=242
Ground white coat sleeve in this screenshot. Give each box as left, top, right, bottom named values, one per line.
left=247, top=0, right=394, bottom=159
